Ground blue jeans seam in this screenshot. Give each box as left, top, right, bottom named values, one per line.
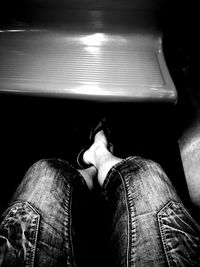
left=63, top=183, right=76, bottom=267
left=102, top=156, right=139, bottom=192
left=158, top=201, right=174, bottom=267
left=26, top=203, right=40, bottom=267
left=125, top=176, right=137, bottom=267
left=116, top=168, right=136, bottom=267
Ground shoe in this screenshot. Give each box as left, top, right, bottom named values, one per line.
left=77, top=118, right=113, bottom=169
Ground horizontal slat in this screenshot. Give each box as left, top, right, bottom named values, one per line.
left=0, top=30, right=177, bottom=102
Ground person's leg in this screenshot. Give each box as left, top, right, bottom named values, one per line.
left=83, top=130, right=200, bottom=266
left=78, top=166, right=97, bottom=190
left=0, top=158, right=96, bottom=267
left=82, top=130, right=122, bottom=186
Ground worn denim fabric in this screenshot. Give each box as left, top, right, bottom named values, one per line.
left=1, top=157, right=200, bottom=267
left=0, top=159, right=92, bottom=267
left=103, top=156, right=200, bottom=266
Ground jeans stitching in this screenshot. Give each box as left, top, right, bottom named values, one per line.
left=158, top=201, right=174, bottom=267
left=124, top=174, right=137, bottom=267
left=69, top=186, right=76, bottom=267
left=63, top=183, right=76, bottom=267
left=115, top=168, right=136, bottom=267
left=0, top=201, right=40, bottom=267
left=158, top=200, right=200, bottom=267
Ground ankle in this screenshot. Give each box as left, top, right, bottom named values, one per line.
left=93, top=145, right=111, bottom=167
left=83, top=140, right=123, bottom=186
left=78, top=166, right=97, bottom=190
left=97, top=156, right=123, bottom=186
left=83, top=141, right=110, bottom=168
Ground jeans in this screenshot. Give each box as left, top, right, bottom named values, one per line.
left=0, top=156, right=200, bottom=266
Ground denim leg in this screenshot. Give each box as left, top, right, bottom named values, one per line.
left=103, top=156, right=200, bottom=267
left=0, top=159, right=91, bottom=267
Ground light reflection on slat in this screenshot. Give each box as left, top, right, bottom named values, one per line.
left=0, top=30, right=176, bottom=101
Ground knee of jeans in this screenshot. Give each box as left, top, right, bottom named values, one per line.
left=30, top=158, right=52, bottom=170
left=129, top=158, right=178, bottom=207
left=26, top=158, right=58, bottom=178
left=135, top=158, right=171, bottom=185
left=11, top=158, right=74, bottom=206
left=31, top=158, right=65, bottom=169
left=27, top=158, right=71, bottom=179
left=19, top=158, right=75, bottom=193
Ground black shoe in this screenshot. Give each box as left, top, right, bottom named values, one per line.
left=77, top=118, right=113, bottom=169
